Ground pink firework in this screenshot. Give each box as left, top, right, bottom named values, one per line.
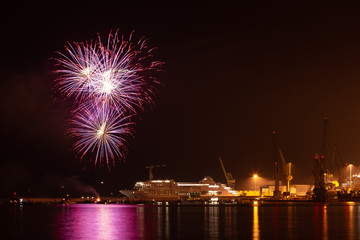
left=69, top=106, right=134, bottom=166
left=54, top=30, right=162, bottom=166
left=55, top=41, right=100, bottom=103
left=55, top=30, right=163, bottom=113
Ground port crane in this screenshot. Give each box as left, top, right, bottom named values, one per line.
left=145, top=165, right=166, bottom=181
left=278, top=148, right=293, bottom=194
left=273, top=131, right=281, bottom=198
left=219, top=157, right=236, bottom=188
left=313, top=117, right=328, bottom=201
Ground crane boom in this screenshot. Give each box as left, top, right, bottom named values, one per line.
left=278, top=148, right=293, bottom=193
left=219, top=158, right=228, bottom=182
left=219, top=157, right=235, bottom=188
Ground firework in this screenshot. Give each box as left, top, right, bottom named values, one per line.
left=69, top=106, right=134, bottom=166
left=54, top=30, right=162, bottom=166
left=55, top=41, right=100, bottom=103
left=55, top=31, right=163, bottom=113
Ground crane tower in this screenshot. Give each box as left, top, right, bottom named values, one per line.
left=273, top=131, right=281, bottom=198
left=313, top=117, right=328, bottom=201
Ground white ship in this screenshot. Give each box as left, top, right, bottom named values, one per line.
left=120, top=176, right=239, bottom=201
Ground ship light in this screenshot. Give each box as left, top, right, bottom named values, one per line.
left=178, top=183, right=206, bottom=187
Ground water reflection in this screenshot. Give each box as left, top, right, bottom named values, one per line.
left=204, top=206, right=220, bottom=239
left=345, top=203, right=355, bottom=240
left=8, top=202, right=360, bottom=240
left=226, top=206, right=233, bottom=238
left=314, top=205, right=320, bottom=239
left=287, top=206, right=293, bottom=240
left=136, top=206, right=144, bottom=239
left=157, top=207, right=162, bottom=238
left=322, top=205, right=328, bottom=240
left=56, top=205, right=138, bottom=240
left=12, top=205, right=24, bottom=239
left=97, top=206, right=117, bottom=239
left=165, top=207, right=170, bottom=239
left=272, top=205, right=279, bottom=239
left=313, top=204, right=329, bottom=240
left=154, top=206, right=170, bottom=239
left=253, top=206, right=259, bottom=240
left=349, top=205, right=354, bottom=240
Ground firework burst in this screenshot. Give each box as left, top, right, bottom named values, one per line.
left=69, top=106, right=134, bottom=166
left=55, top=41, right=100, bottom=103
left=55, top=31, right=163, bottom=113
left=54, top=30, right=162, bottom=166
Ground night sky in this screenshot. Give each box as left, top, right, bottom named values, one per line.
left=1, top=1, right=360, bottom=197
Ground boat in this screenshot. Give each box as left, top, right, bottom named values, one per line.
left=120, top=176, right=239, bottom=202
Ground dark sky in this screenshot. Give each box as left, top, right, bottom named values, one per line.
left=1, top=1, right=360, bottom=197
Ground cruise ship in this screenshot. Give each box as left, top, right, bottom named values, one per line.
left=120, top=176, right=239, bottom=202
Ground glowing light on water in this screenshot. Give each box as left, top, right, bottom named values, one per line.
left=253, top=206, right=260, bottom=240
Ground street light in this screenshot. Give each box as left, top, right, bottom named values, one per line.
left=253, top=174, right=258, bottom=196
left=97, top=181, right=104, bottom=201
left=349, top=164, right=353, bottom=188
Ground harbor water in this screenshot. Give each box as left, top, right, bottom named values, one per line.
left=1, top=202, right=358, bottom=239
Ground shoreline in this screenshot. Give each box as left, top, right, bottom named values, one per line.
left=3, top=197, right=360, bottom=206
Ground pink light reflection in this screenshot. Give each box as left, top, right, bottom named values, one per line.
left=55, top=204, right=140, bottom=240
